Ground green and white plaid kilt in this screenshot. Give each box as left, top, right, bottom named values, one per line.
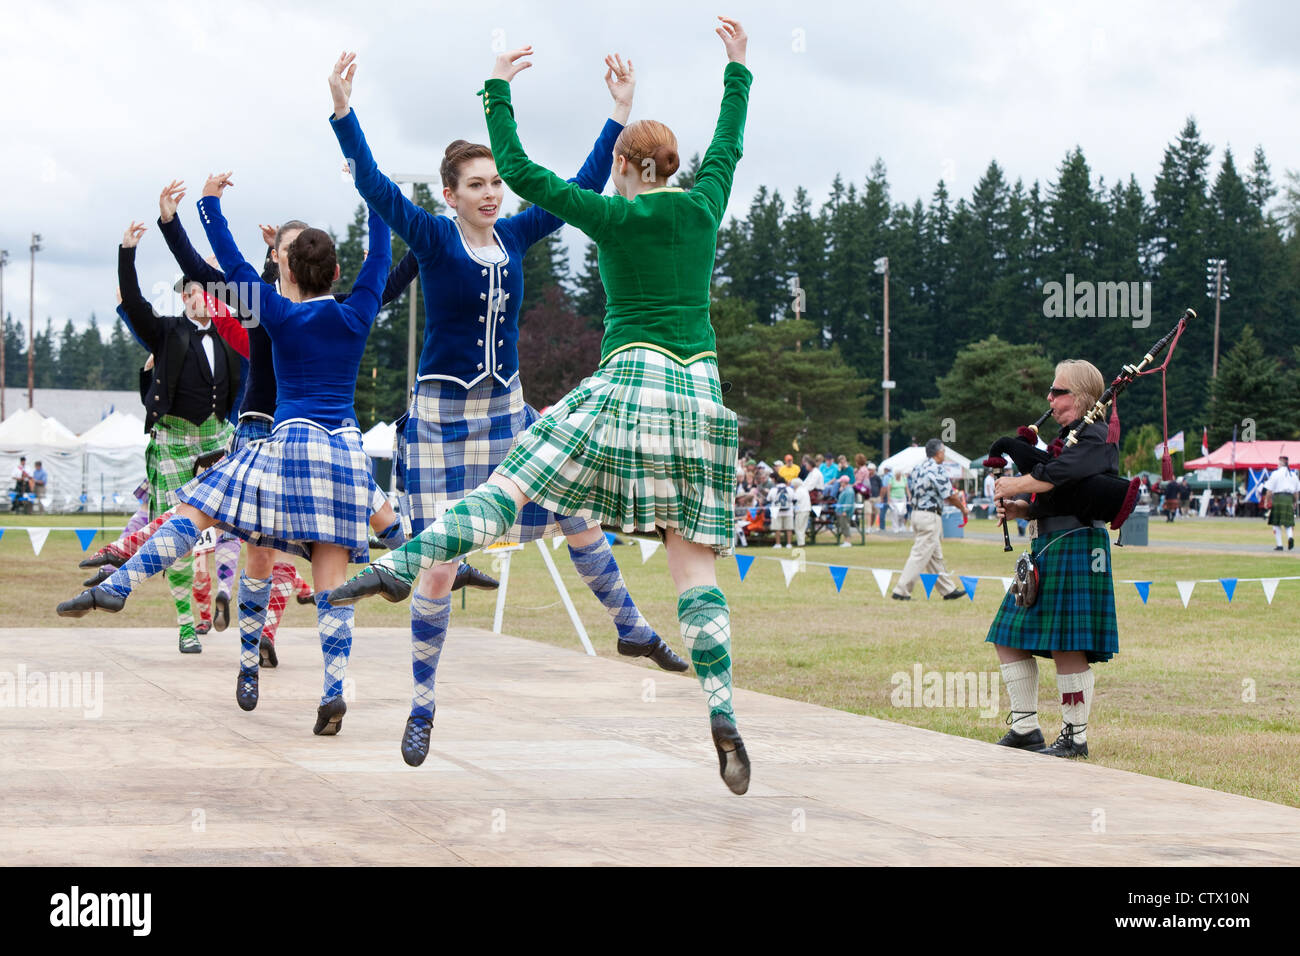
left=985, top=526, right=1119, bottom=663
left=498, top=347, right=739, bottom=554
left=1268, top=493, right=1295, bottom=527
left=146, top=414, right=235, bottom=520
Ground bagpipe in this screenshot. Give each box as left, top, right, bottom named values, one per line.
left=983, top=309, right=1194, bottom=552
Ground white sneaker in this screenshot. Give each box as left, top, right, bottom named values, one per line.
left=772, top=542, right=781, bottom=549
left=839, top=541, right=853, bottom=548
left=784, top=543, right=792, bottom=549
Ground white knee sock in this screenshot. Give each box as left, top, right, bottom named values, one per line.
left=1000, top=658, right=1040, bottom=733
left=1057, top=669, right=1094, bottom=743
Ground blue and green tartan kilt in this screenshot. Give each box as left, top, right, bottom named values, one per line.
left=397, top=376, right=593, bottom=544
left=985, top=526, right=1119, bottom=663
left=176, top=420, right=370, bottom=563
left=497, top=347, right=740, bottom=555
left=1268, top=493, right=1295, bottom=527
left=145, top=414, right=234, bottom=520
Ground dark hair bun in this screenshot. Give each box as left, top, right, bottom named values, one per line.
left=286, top=228, right=338, bottom=297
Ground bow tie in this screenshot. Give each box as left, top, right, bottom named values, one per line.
left=193, top=325, right=215, bottom=338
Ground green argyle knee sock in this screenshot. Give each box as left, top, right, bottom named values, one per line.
left=166, top=557, right=196, bottom=642
left=375, top=484, right=518, bottom=584
left=678, top=585, right=734, bottom=721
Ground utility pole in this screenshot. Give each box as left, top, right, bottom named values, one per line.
left=29, top=233, right=41, bottom=408
left=1206, top=258, right=1229, bottom=378
left=874, top=256, right=893, bottom=460
left=1, top=249, right=8, bottom=420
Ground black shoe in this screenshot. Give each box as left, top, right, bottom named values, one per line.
left=369, top=535, right=387, bottom=552
left=296, top=592, right=316, bottom=605
left=1039, top=724, right=1089, bottom=759
left=328, top=565, right=410, bottom=606
left=56, top=587, right=126, bottom=618
left=996, top=727, right=1045, bottom=749
left=179, top=633, right=202, bottom=654
left=236, top=668, right=259, bottom=711
left=259, top=636, right=278, bottom=668
left=1275, top=546, right=1284, bottom=551
left=451, top=563, right=500, bottom=591
left=78, top=547, right=119, bottom=569
left=943, top=589, right=965, bottom=600
left=1290, top=538, right=1295, bottom=551
left=710, top=713, right=751, bottom=795
left=618, top=635, right=690, bottom=672
left=890, top=592, right=910, bottom=601
left=401, top=712, right=434, bottom=767
left=82, top=566, right=114, bottom=588
left=313, top=697, right=347, bottom=736
left=213, top=593, right=230, bottom=631
left=195, top=620, right=212, bottom=636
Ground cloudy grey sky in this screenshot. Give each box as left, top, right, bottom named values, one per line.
left=3, top=0, right=1298, bottom=332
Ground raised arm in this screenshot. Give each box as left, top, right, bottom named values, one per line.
left=328, top=53, right=438, bottom=252
left=157, top=180, right=224, bottom=287
left=196, top=174, right=289, bottom=333
left=379, top=250, right=418, bottom=307
left=342, top=205, right=393, bottom=330
left=482, top=55, right=612, bottom=240
left=692, top=19, right=753, bottom=223
left=117, top=222, right=166, bottom=351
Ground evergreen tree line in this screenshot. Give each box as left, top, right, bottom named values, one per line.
left=14, top=116, right=1299, bottom=468
left=2, top=313, right=145, bottom=392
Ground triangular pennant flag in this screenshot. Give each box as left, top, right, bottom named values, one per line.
left=0, top=528, right=5, bottom=543
left=829, top=566, right=849, bottom=592
left=75, top=529, right=99, bottom=552
left=636, top=537, right=660, bottom=564
left=1000, top=577, right=1013, bottom=593
left=811, top=505, right=822, bottom=517
left=1219, top=578, right=1237, bottom=603
left=1176, top=580, right=1195, bottom=608
left=1261, top=578, right=1280, bottom=605
left=604, top=532, right=618, bottom=545
left=960, top=576, right=978, bottom=601
left=552, top=536, right=565, bottom=550
left=27, top=528, right=50, bottom=557
left=1134, top=581, right=1151, bottom=604
left=920, top=573, right=938, bottom=598
left=871, top=568, right=892, bottom=597
left=735, top=553, right=755, bottom=582
left=780, top=559, right=800, bottom=588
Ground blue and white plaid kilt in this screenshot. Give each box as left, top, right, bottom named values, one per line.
left=177, top=419, right=370, bottom=562
left=233, top=413, right=388, bottom=516
left=397, top=377, right=593, bottom=543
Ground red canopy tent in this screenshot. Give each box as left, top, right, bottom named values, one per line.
left=1184, top=440, right=1300, bottom=471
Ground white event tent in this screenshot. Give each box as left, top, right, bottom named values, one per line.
left=878, top=444, right=974, bottom=481
left=1, top=408, right=147, bottom=512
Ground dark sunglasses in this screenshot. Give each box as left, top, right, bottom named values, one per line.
left=1047, top=387, right=1072, bottom=399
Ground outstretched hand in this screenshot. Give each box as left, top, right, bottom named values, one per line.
left=491, top=46, right=534, bottom=82
left=259, top=224, right=277, bottom=248
left=330, top=51, right=357, bottom=118
left=716, top=15, right=747, bottom=64
left=122, top=222, right=147, bottom=249
left=202, top=171, right=234, bottom=199
left=604, top=54, right=635, bottom=111
left=159, top=180, right=186, bottom=223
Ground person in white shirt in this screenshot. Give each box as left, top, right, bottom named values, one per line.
left=790, top=477, right=812, bottom=547
left=767, top=478, right=795, bottom=548
left=1262, top=456, right=1299, bottom=550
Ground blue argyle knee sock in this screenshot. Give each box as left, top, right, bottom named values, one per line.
left=215, top=534, right=240, bottom=598
left=410, top=592, right=451, bottom=719
left=678, top=585, right=735, bottom=721
left=376, top=519, right=407, bottom=550
left=374, top=484, right=518, bottom=583
left=317, top=591, right=354, bottom=706
left=238, top=573, right=272, bottom=673
left=101, top=516, right=200, bottom=599
left=567, top=537, right=656, bottom=646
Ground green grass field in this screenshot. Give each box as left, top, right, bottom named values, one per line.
left=3, top=511, right=1298, bottom=806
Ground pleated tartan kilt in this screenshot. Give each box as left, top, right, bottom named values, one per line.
left=398, top=376, right=593, bottom=543
left=176, top=419, right=370, bottom=562
left=985, top=526, right=1119, bottom=663
left=497, top=347, right=740, bottom=554
left=1268, top=493, right=1295, bottom=527
left=146, top=414, right=235, bottom=520
left=234, top=413, right=388, bottom=516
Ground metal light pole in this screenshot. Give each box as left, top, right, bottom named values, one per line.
left=0, top=249, right=8, bottom=420
left=391, top=175, right=439, bottom=398
left=1206, top=257, right=1229, bottom=378
left=874, top=256, right=893, bottom=460
left=28, top=233, right=41, bottom=408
